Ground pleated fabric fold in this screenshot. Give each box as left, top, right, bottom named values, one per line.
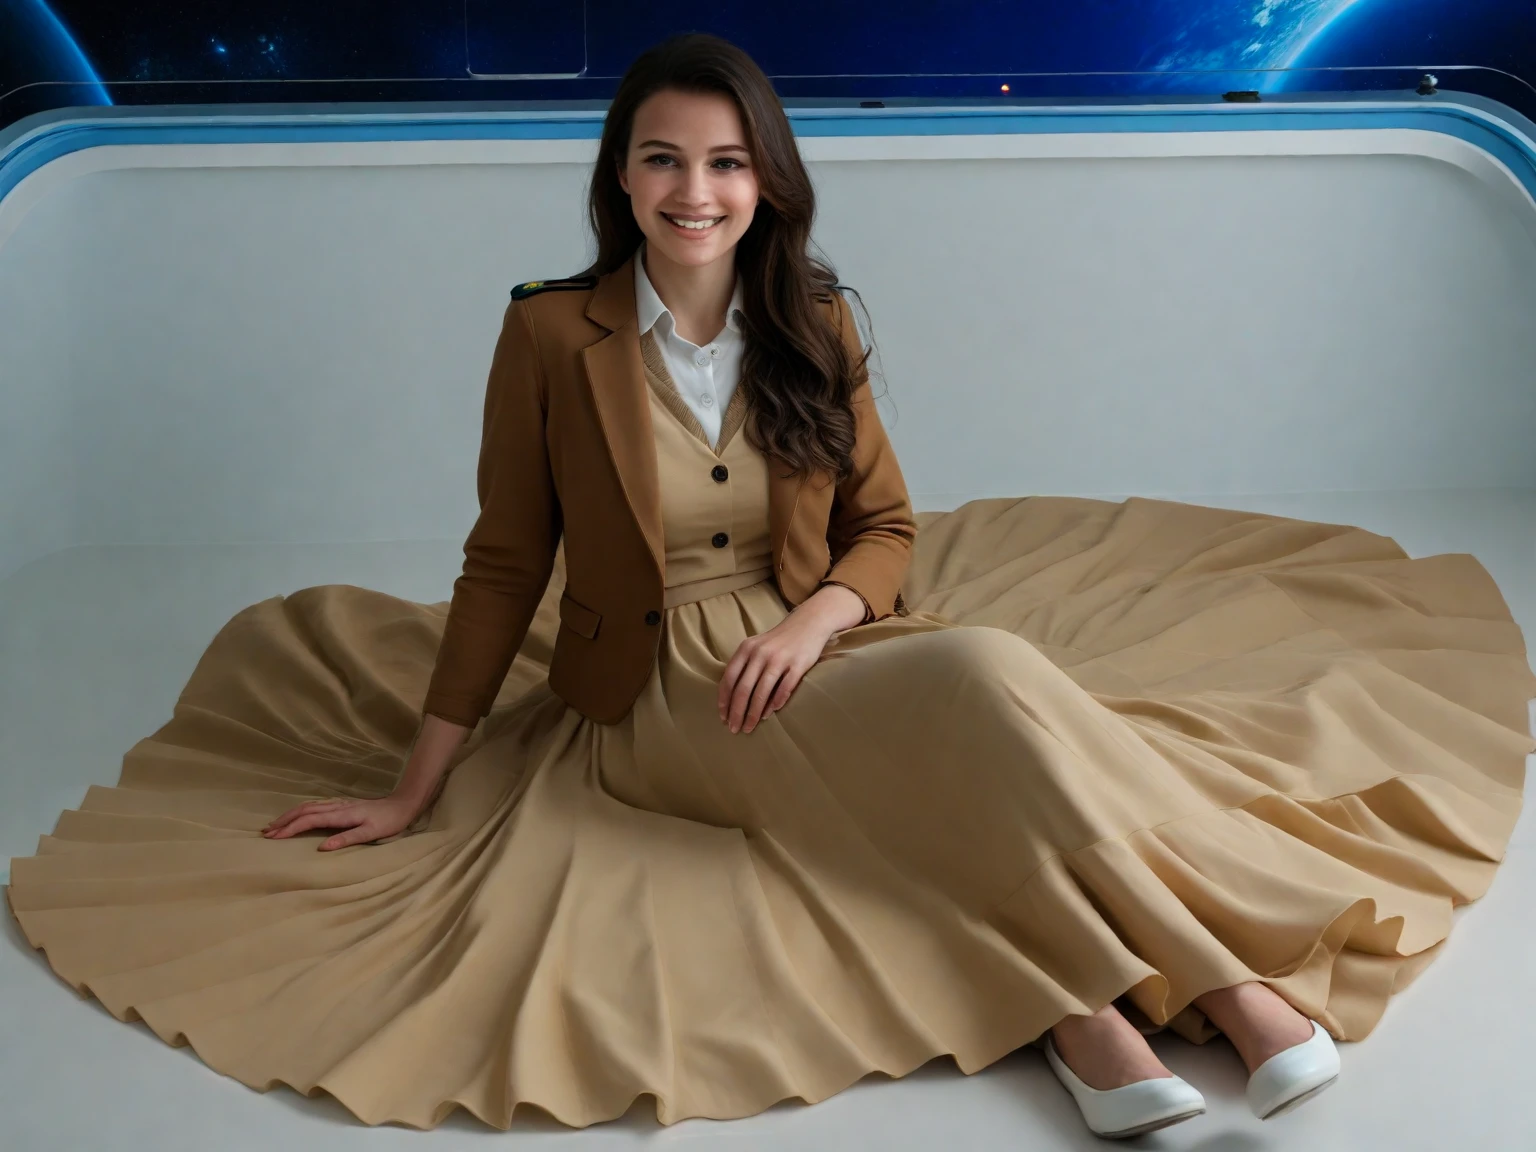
left=8, top=495, right=1534, bottom=1129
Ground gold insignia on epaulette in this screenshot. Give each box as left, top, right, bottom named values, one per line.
left=511, top=275, right=598, bottom=300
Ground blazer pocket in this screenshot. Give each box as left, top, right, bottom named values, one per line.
left=558, top=590, right=602, bottom=640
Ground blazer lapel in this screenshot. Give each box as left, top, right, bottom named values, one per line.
left=583, top=259, right=664, bottom=574
left=581, top=250, right=808, bottom=584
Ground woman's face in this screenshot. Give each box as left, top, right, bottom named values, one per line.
left=617, top=87, right=760, bottom=272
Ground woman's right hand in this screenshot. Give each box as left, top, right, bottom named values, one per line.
left=261, top=792, right=428, bottom=850
left=261, top=713, right=468, bottom=850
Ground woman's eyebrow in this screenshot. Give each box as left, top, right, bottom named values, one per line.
left=635, top=140, right=750, bottom=154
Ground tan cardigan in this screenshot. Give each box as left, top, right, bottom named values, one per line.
left=422, top=251, right=917, bottom=727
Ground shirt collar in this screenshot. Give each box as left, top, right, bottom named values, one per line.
left=634, top=242, right=745, bottom=341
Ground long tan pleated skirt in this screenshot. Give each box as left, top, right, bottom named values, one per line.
left=7, top=494, right=1535, bottom=1130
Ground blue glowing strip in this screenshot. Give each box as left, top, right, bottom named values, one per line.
left=3, top=102, right=1536, bottom=212
left=35, top=1, right=112, bottom=101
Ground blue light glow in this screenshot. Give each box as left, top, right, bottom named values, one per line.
left=35, top=0, right=112, bottom=105
left=1281, top=0, right=1370, bottom=69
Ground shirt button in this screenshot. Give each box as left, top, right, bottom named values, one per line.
left=711, top=464, right=728, bottom=482
left=695, top=353, right=708, bottom=366
left=709, top=346, right=720, bottom=357
left=712, top=532, right=729, bottom=548
left=644, top=610, right=661, bottom=625
left=700, top=393, right=714, bottom=407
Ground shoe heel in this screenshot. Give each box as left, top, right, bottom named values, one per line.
left=1246, top=1020, right=1341, bottom=1120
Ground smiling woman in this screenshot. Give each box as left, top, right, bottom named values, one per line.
left=578, top=38, right=872, bottom=491
left=6, top=28, right=1536, bottom=1145
left=618, top=91, right=761, bottom=342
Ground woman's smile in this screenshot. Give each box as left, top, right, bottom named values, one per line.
left=662, top=211, right=725, bottom=234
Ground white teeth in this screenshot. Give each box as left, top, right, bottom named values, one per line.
left=665, top=214, right=722, bottom=230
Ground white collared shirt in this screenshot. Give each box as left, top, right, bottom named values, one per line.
left=635, top=244, right=747, bottom=449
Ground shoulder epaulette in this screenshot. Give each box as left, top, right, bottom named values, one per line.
left=510, top=275, right=598, bottom=300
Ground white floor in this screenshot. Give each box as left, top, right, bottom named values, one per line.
left=3, top=488, right=1533, bottom=1152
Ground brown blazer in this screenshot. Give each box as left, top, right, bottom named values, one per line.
left=421, top=251, right=917, bottom=727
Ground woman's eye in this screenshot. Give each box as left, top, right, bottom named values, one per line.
left=642, top=154, right=744, bottom=170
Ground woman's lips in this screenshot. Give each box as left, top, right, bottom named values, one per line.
left=662, top=212, right=724, bottom=234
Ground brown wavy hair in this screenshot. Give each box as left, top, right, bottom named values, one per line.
left=576, top=32, right=882, bottom=484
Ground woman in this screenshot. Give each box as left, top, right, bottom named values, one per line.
left=9, top=32, right=1534, bottom=1140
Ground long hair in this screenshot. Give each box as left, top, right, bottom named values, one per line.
left=577, top=32, right=880, bottom=483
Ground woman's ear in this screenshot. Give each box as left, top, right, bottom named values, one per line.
left=616, top=160, right=629, bottom=196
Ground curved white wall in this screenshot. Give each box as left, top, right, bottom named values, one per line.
left=2, top=125, right=1535, bottom=583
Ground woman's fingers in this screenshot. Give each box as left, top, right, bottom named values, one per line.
left=718, top=639, right=757, bottom=718
left=727, top=651, right=771, bottom=731
left=263, top=797, right=347, bottom=833
left=320, top=824, right=378, bottom=851
left=266, top=812, right=343, bottom=840
left=767, top=660, right=807, bottom=716
left=260, top=794, right=423, bottom=849
left=741, top=663, right=785, bottom=733
left=264, top=804, right=360, bottom=839
left=266, top=798, right=339, bottom=820
left=720, top=620, right=826, bottom=732
left=721, top=646, right=752, bottom=726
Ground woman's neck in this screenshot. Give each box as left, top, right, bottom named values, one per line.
left=642, top=243, right=736, bottom=347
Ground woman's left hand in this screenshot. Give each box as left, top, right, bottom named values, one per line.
left=718, top=583, right=867, bottom=733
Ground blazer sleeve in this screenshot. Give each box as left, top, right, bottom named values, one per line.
left=818, top=291, right=917, bottom=623
left=421, top=297, right=561, bottom=727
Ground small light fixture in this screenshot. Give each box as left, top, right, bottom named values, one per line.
left=1000, top=83, right=1011, bottom=92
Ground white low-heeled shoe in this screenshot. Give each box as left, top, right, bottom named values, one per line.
left=1246, top=1019, right=1340, bottom=1120
left=1043, top=1035, right=1207, bottom=1139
